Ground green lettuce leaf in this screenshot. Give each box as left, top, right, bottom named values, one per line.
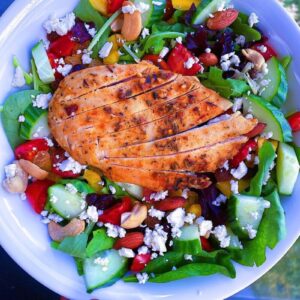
left=86, top=228, right=115, bottom=258
left=101, top=177, right=128, bottom=197
left=201, top=67, right=250, bottom=98
left=152, top=22, right=194, bottom=34
left=231, top=189, right=286, bottom=266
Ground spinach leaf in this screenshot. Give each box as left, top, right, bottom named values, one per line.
left=74, top=0, right=106, bottom=29
left=280, top=56, right=292, bottom=70
left=101, top=177, right=128, bottom=197
left=231, top=189, right=286, bottom=266
left=152, top=22, right=194, bottom=34
left=247, top=141, right=276, bottom=196
left=1, top=90, right=41, bottom=148
left=74, top=258, right=84, bottom=276
left=201, top=67, right=250, bottom=98
left=59, top=179, right=95, bottom=194
left=31, top=59, right=52, bottom=93
left=231, top=14, right=261, bottom=42
left=86, top=228, right=115, bottom=258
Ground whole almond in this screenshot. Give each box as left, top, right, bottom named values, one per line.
left=154, top=197, right=186, bottom=211
left=199, top=53, right=219, bottom=67
left=207, top=9, right=239, bottom=31
left=114, top=232, right=144, bottom=250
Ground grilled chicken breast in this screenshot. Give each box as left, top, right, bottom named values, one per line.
left=49, top=62, right=257, bottom=191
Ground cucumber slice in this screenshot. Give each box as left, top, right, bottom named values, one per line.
left=134, top=0, right=166, bottom=27
left=173, top=225, right=201, bottom=254
left=32, top=41, right=55, bottom=84
left=83, top=249, right=128, bottom=293
left=243, top=95, right=292, bottom=142
left=117, top=182, right=143, bottom=200
left=19, top=105, right=50, bottom=140
left=227, top=194, right=268, bottom=240
left=276, top=143, right=300, bottom=195
left=260, top=57, right=288, bottom=108
left=191, top=0, right=228, bottom=25
left=48, top=184, right=87, bottom=219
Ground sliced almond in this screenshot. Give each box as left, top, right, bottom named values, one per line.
left=19, top=159, right=49, bottom=180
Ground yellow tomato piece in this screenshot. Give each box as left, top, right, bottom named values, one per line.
left=171, top=0, right=200, bottom=11
left=216, top=179, right=251, bottom=198
left=238, top=179, right=250, bottom=193
left=257, top=137, right=278, bottom=151
left=108, top=35, right=119, bottom=50
left=89, top=0, right=108, bottom=16
left=103, top=50, right=120, bottom=65
left=187, top=204, right=202, bottom=217
left=83, top=169, right=102, bottom=192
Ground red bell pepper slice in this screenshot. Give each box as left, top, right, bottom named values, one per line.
left=15, top=139, right=49, bottom=162
left=143, top=54, right=169, bottom=70
left=245, top=123, right=267, bottom=138
left=99, top=196, right=132, bottom=225
left=51, top=148, right=81, bottom=178
left=167, top=43, right=203, bottom=76
left=48, top=33, right=76, bottom=57
left=230, top=139, right=258, bottom=168
left=25, top=180, right=54, bottom=214
left=107, top=0, right=124, bottom=14
left=130, top=253, right=151, bottom=272
left=200, top=237, right=213, bottom=252
left=251, top=42, right=277, bottom=61
left=288, top=112, right=300, bottom=132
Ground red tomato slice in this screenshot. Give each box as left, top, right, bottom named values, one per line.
left=200, top=237, right=213, bottom=252
left=48, top=33, right=76, bottom=57
left=251, top=42, right=277, bottom=61
left=288, top=112, right=300, bottom=132
left=143, top=54, right=169, bottom=70
left=167, top=43, right=203, bottom=76
left=245, top=123, right=267, bottom=138
left=25, top=180, right=54, bottom=214
left=130, top=253, right=151, bottom=272
left=107, top=0, right=124, bottom=14
left=230, top=139, right=257, bottom=168
left=14, top=139, right=49, bottom=162
left=99, top=196, right=132, bottom=225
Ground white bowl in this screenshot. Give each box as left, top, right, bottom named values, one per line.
left=0, top=0, right=299, bottom=299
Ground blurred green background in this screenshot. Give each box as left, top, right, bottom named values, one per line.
left=282, top=0, right=300, bottom=23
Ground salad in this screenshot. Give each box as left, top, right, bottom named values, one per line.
left=1, top=0, right=300, bottom=293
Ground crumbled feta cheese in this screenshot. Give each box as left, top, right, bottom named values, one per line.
left=175, top=36, right=183, bottom=44
left=105, top=223, right=126, bottom=238
left=150, top=190, right=168, bottom=201
left=153, top=1, right=163, bottom=5
left=136, top=272, right=149, bottom=284
left=197, top=217, right=213, bottom=237
left=184, top=57, right=196, bottom=69
left=144, top=226, right=168, bottom=255
left=43, top=13, right=76, bottom=36
left=82, top=50, right=93, bottom=64
left=167, top=208, right=185, bottom=229
left=43, top=39, right=50, bottom=50
left=138, top=246, right=149, bottom=255
left=109, top=185, right=116, bottom=194
left=263, top=200, right=271, bottom=208
left=151, top=252, right=158, bottom=260
left=235, top=35, right=246, bottom=46
left=232, top=98, right=243, bottom=112
left=4, top=164, right=17, bottom=178
left=122, top=4, right=137, bottom=14
left=245, top=224, right=257, bottom=239
left=223, top=160, right=229, bottom=170
left=207, top=114, right=231, bottom=125
left=220, top=52, right=240, bottom=71
left=119, top=247, right=135, bottom=258
left=99, top=42, right=113, bottom=59
left=87, top=205, right=99, bottom=222
left=18, top=115, right=25, bottom=123
left=44, top=137, right=54, bottom=147
left=94, top=256, right=109, bottom=272
left=230, top=180, right=239, bottom=194
left=159, top=47, right=169, bottom=58
left=135, top=2, right=150, bottom=13
left=230, top=162, right=248, bottom=180
left=172, top=266, right=177, bottom=271
left=257, top=45, right=267, bottom=53
left=254, top=156, right=260, bottom=165
left=184, top=213, right=196, bottom=225
left=245, top=113, right=254, bottom=119
left=261, top=131, right=273, bottom=139
left=47, top=213, right=64, bottom=223
left=205, top=48, right=211, bottom=53
left=212, top=225, right=231, bottom=248
left=148, top=206, right=165, bottom=220
left=212, top=194, right=227, bottom=206
left=58, top=156, right=86, bottom=174
left=57, top=64, right=72, bottom=77
left=184, top=254, right=193, bottom=261
left=251, top=211, right=259, bottom=220
left=181, top=188, right=189, bottom=199
left=248, top=13, right=259, bottom=28
left=65, top=183, right=78, bottom=194
left=12, top=66, right=26, bottom=87
left=84, top=23, right=96, bottom=37
left=141, top=27, right=150, bottom=39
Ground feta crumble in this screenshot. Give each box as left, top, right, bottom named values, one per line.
left=212, top=225, right=231, bottom=248
left=43, top=13, right=76, bottom=36
left=150, top=190, right=168, bottom=201
left=4, top=164, right=17, bottom=178
left=82, top=50, right=93, bottom=64
left=230, top=180, right=239, bottom=194
left=245, top=224, right=257, bottom=239
left=57, top=64, right=72, bottom=77
left=58, top=156, right=86, bottom=174
left=18, top=115, right=25, bottom=123
left=44, top=137, right=54, bottom=147
left=119, top=247, right=135, bottom=258
left=205, top=48, right=212, bottom=53
left=167, top=208, right=185, bottom=229
left=181, top=188, right=189, bottom=199
left=153, top=1, right=163, bottom=5
left=184, top=213, right=196, bottom=225
left=99, top=42, right=113, bottom=59
left=12, top=66, right=26, bottom=87
left=122, top=4, right=137, bottom=14
left=235, top=35, right=246, bottom=46
left=105, top=223, right=126, bottom=238
left=184, top=57, right=197, bottom=69
left=257, top=45, right=267, bottom=53
left=212, top=194, right=227, bottom=206
left=109, top=185, right=116, bottom=194
left=84, top=23, right=96, bottom=37
left=159, top=47, right=169, bottom=58
left=94, top=256, right=109, bottom=272
left=138, top=246, right=149, bottom=255
left=220, top=52, right=240, bottom=71
left=175, top=36, right=183, bottom=44
left=184, top=254, right=193, bottom=261
left=87, top=205, right=99, bottom=222
left=232, top=98, right=243, bottom=112
left=144, top=226, right=168, bottom=255
left=197, top=217, right=213, bottom=237
left=148, top=206, right=165, bottom=220
left=248, top=13, right=259, bottom=28
left=135, top=2, right=150, bottom=13
left=136, top=272, right=149, bottom=284
left=141, top=28, right=150, bottom=39
left=230, top=162, right=248, bottom=180
left=223, top=160, right=229, bottom=170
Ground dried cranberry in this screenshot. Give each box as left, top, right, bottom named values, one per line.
left=215, top=168, right=233, bottom=182
left=86, top=194, right=118, bottom=210
left=47, top=32, right=60, bottom=42
left=64, top=104, right=78, bottom=116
